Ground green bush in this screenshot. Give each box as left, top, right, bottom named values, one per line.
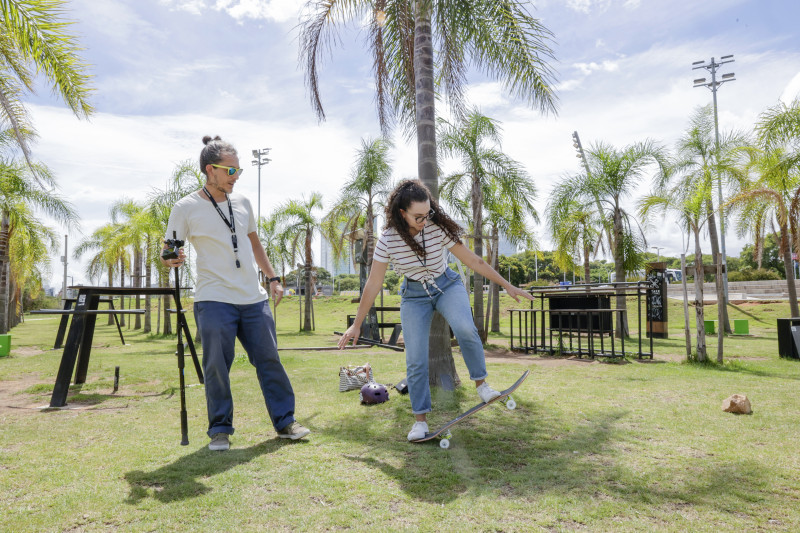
left=727, top=268, right=782, bottom=282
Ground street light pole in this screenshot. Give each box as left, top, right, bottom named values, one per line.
left=652, top=246, right=663, bottom=262
left=251, top=148, right=271, bottom=236
left=693, top=55, right=735, bottom=308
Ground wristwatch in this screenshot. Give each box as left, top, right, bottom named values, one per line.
left=268, top=276, right=281, bottom=283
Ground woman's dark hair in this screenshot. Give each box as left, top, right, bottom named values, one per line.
left=384, top=179, right=463, bottom=257
left=199, top=135, right=237, bottom=176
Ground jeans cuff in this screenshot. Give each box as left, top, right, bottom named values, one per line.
left=411, top=408, right=432, bottom=415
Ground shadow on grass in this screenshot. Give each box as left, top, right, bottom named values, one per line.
left=727, top=304, right=769, bottom=324
left=322, top=390, right=776, bottom=516
left=124, top=438, right=296, bottom=503
left=684, top=359, right=800, bottom=380
left=321, top=384, right=632, bottom=505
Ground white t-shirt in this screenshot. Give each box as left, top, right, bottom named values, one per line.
left=373, top=223, right=460, bottom=282
left=166, top=190, right=267, bottom=305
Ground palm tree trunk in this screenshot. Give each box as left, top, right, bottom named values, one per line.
left=471, top=175, right=486, bottom=342
left=0, top=212, right=9, bottom=334
left=118, top=259, right=126, bottom=327
left=303, top=230, right=313, bottom=331
left=583, top=242, right=592, bottom=283
left=144, top=245, right=152, bottom=334
left=705, top=203, right=731, bottom=333
left=162, top=269, right=172, bottom=336
left=107, top=266, right=115, bottom=325
left=693, top=227, right=706, bottom=362
left=414, top=0, right=459, bottom=390
left=780, top=226, right=800, bottom=317
left=134, top=246, right=142, bottom=329
left=612, top=208, right=629, bottom=338
left=490, top=231, right=501, bottom=333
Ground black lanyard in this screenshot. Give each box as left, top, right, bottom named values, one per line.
left=415, top=227, right=427, bottom=269
left=203, top=186, right=241, bottom=268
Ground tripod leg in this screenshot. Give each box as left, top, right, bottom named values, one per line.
left=178, top=344, right=189, bottom=446
left=181, top=315, right=204, bottom=384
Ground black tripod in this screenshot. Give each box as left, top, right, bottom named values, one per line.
left=172, top=263, right=204, bottom=445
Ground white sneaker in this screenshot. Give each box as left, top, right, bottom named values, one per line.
left=407, top=421, right=429, bottom=441
left=477, top=382, right=502, bottom=403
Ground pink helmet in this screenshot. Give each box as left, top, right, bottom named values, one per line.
left=360, top=382, right=389, bottom=404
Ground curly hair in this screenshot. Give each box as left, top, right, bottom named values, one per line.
left=384, top=179, right=463, bottom=257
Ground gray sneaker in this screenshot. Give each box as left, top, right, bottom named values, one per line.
left=208, top=433, right=230, bottom=451
left=277, top=422, right=310, bottom=440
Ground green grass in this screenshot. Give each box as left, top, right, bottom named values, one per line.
left=1, top=295, right=800, bottom=531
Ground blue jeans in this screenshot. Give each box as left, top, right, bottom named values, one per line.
left=400, top=268, right=488, bottom=414
left=195, top=300, right=296, bottom=436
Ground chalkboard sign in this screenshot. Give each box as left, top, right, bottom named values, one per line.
left=646, top=270, right=664, bottom=321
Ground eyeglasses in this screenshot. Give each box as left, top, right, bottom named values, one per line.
left=210, top=164, right=244, bottom=176
left=413, top=209, right=436, bottom=224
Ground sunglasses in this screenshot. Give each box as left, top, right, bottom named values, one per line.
left=211, top=164, right=244, bottom=176
left=412, top=209, right=436, bottom=224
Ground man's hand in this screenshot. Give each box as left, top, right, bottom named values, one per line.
left=162, top=248, right=186, bottom=269
left=270, top=281, right=283, bottom=305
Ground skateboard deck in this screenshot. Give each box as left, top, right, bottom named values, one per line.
left=411, top=370, right=530, bottom=446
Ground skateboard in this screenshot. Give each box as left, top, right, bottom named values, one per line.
left=411, top=370, right=530, bottom=449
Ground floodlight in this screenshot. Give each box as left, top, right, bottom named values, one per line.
left=721, top=73, right=735, bottom=80
left=693, top=78, right=706, bottom=84
left=692, top=60, right=705, bottom=66
left=721, top=55, right=734, bottom=60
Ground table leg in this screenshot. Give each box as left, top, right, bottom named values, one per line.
left=50, top=294, right=92, bottom=407
left=53, top=300, right=74, bottom=350
left=74, top=294, right=100, bottom=385
left=108, top=300, right=126, bottom=345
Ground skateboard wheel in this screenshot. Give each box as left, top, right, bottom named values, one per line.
left=444, top=431, right=452, bottom=439
left=506, top=398, right=516, bottom=410
left=440, top=439, right=450, bottom=449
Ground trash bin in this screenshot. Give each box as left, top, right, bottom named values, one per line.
left=777, top=318, right=800, bottom=359
left=704, top=320, right=716, bottom=335
left=0, top=334, right=10, bottom=357
left=733, top=319, right=749, bottom=335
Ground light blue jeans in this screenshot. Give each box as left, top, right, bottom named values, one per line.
left=195, top=299, right=296, bottom=436
left=400, top=268, right=488, bottom=414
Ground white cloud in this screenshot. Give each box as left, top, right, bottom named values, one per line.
left=160, top=0, right=206, bottom=15
left=780, top=71, right=800, bottom=104
left=214, top=0, right=306, bottom=23
left=573, top=60, right=619, bottom=75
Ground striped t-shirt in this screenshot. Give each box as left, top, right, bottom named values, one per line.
left=373, top=223, right=460, bottom=282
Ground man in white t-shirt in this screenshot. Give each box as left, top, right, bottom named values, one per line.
left=163, top=136, right=309, bottom=450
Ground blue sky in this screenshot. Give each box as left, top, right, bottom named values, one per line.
left=24, top=0, right=800, bottom=286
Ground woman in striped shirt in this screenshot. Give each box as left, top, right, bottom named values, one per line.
left=338, top=180, right=535, bottom=441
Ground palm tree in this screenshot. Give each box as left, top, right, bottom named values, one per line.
left=7, top=203, right=58, bottom=327
left=110, top=199, right=162, bottom=330
left=550, top=140, right=667, bottom=338
left=273, top=193, right=325, bottom=332
left=321, top=136, right=394, bottom=270
left=729, top=145, right=800, bottom=317
left=438, top=109, right=537, bottom=340
left=756, top=98, right=800, bottom=151
left=300, top=0, right=558, bottom=385
left=0, top=149, right=78, bottom=332
left=482, top=184, right=537, bottom=333
left=671, top=105, right=749, bottom=334
left=0, top=0, right=93, bottom=164
left=640, top=178, right=714, bottom=362
left=546, top=196, right=603, bottom=284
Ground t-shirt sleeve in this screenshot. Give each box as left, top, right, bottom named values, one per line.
left=440, top=227, right=461, bottom=249
left=165, top=202, right=189, bottom=243
left=372, top=234, right=390, bottom=263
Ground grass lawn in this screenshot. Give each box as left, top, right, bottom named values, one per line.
left=1, top=294, right=800, bottom=531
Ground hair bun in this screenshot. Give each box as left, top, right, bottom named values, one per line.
left=202, top=135, right=222, bottom=145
